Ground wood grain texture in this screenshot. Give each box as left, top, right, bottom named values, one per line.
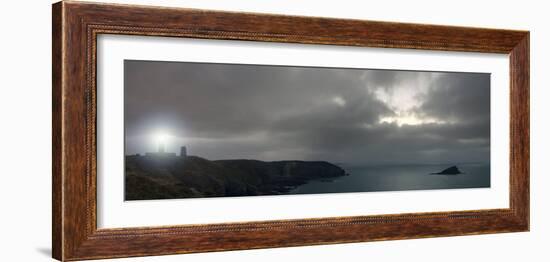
left=509, top=35, right=530, bottom=226
left=52, top=1, right=530, bottom=261
left=52, top=2, right=63, bottom=260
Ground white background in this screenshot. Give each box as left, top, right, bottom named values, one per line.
left=98, top=35, right=509, bottom=228
left=0, top=0, right=546, bottom=261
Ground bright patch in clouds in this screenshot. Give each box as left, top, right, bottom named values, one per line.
left=373, top=74, right=442, bottom=126
left=331, top=96, right=346, bottom=107
left=379, top=113, right=446, bottom=126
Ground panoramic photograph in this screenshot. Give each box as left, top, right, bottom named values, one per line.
left=124, top=60, right=490, bottom=201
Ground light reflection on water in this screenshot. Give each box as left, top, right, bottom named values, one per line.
left=290, top=163, right=490, bottom=194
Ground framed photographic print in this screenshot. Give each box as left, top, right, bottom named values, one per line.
left=52, top=1, right=529, bottom=261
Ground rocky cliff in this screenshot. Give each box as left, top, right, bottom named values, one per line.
left=125, top=155, right=347, bottom=200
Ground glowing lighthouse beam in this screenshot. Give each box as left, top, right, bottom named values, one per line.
left=153, top=132, right=171, bottom=153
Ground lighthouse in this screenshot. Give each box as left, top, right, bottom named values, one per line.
left=180, top=146, right=187, bottom=158
left=158, top=142, right=166, bottom=153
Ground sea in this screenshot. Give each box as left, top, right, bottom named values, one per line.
left=290, top=163, right=490, bottom=195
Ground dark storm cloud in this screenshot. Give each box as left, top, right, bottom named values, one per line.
left=418, top=73, right=490, bottom=125
left=125, top=60, right=490, bottom=165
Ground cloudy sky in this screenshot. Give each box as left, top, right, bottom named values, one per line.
left=124, top=60, right=490, bottom=166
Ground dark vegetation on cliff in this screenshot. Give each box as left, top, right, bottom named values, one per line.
left=125, top=155, right=347, bottom=200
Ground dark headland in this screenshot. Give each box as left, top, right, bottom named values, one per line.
left=125, top=154, right=347, bottom=200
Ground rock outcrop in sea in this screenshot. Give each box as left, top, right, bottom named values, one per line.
left=431, top=165, right=462, bottom=175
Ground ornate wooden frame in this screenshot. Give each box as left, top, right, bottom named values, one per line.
left=52, top=1, right=529, bottom=261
